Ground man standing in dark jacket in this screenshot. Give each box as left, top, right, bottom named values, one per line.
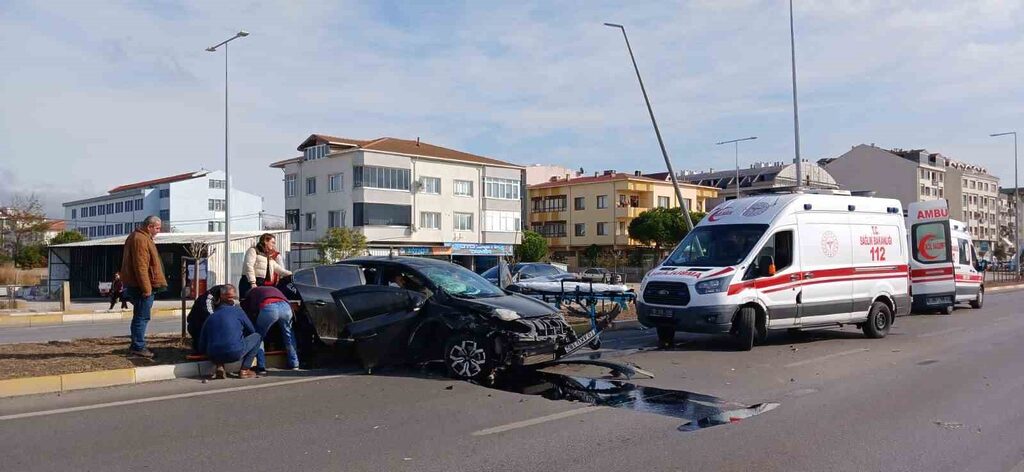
left=120, top=216, right=167, bottom=358
left=199, top=289, right=262, bottom=380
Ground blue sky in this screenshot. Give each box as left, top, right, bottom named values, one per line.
left=2, top=0, right=1023, bottom=217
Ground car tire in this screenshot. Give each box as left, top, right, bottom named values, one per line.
left=733, top=307, right=755, bottom=351
left=443, top=333, right=495, bottom=382
left=862, top=301, right=892, bottom=339
left=970, top=287, right=984, bottom=309
left=656, top=326, right=675, bottom=349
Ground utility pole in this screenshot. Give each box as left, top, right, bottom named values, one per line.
left=789, top=0, right=803, bottom=190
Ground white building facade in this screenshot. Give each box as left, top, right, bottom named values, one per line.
left=62, top=170, right=265, bottom=238
left=271, top=135, right=526, bottom=271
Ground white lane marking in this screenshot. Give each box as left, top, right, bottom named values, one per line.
left=918, top=327, right=966, bottom=338
left=994, top=316, right=1013, bottom=322
left=471, top=406, right=605, bottom=436
left=784, top=348, right=870, bottom=368
left=0, top=374, right=348, bottom=422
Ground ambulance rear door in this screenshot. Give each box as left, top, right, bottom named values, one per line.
left=907, top=200, right=955, bottom=312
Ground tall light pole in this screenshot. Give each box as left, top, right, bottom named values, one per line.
left=789, top=0, right=803, bottom=190
left=991, top=131, right=1019, bottom=276
left=604, top=22, right=693, bottom=231
left=715, top=136, right=758, bottom=199
left=206, top=30, right=248, bottom=286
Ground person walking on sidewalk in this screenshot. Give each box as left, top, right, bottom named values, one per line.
left=108, top=272, right=128, bottom=311
left=240, top=233, right=292, bottom=298
left=198, top=287, right=262, bottom=380
left=241, top=285, right=300, bottom=371
left=120, top=215, right=167, bottom=358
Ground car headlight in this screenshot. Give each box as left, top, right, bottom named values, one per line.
left=695, top=276, right=731, bottom=295
left=494, top=308, right=521, bottom=321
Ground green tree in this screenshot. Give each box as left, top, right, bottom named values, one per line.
left=317, top=227, right=368, bottom=264
left=515, top=230, right=548, bottom=262
left=582, top=244, right=601, bottom=267
left=993, top=242, right=1008, bottom=262
left=628, top=207, right=706, bottom=252
left=4, top=193, right=51, bottom=267
left=48, top=230, right=86, bottom=246
left=14, top=244, right=47, bottom=268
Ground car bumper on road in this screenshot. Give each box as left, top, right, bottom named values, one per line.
left=912, top=292, right=955, bottom=312
left=637, top=302, right=738, bottom=334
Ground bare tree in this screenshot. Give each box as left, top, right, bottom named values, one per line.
left=2, top=193, right=51, bottom=266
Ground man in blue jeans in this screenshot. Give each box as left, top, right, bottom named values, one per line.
left=241, top=285, right=300, bottom=370
left=120, top=216, right=166, bottom=358
left=199, top=288, right=262, bottom=380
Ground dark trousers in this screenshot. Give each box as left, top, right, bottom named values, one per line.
left=208, top=333, right=263, bottom=370
left=109, top=292, right=128, bottom=310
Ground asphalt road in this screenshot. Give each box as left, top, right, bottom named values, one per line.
left=3, top=291, right=1024, bottom=472
left=0, top=319, right=182, bottom=344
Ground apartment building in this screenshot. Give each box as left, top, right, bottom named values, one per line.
left=62, top=170, right=264, bottom=238
left=270, top=134, right=525, bottom=271
left=945, top=159, right=999, bottom=254
left=999, top=188, right=1021, bottom=258
left=657, top=161, right=839, bottom=208
left=527, top=170, right=717, bottom=265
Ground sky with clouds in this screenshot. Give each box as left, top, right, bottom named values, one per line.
left=2, top=0, right=1023, bottom=217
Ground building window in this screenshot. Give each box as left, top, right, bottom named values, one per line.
left=328, top=173, right=343, bottom=193
left=306, top=177, right=317, bottom=195
left=535, top=221, right=566, bottom=238
left=159, top=209, right=169, bottom=223
left=658, top=196, right=671, bottom=208
left=98, top=204, right=106, bottom=216
left=303, top=144, right=330, bottom=161
left=285, top=174, right=296, bottom=197
left=115, top=202, right=123, bottom=213
left=135, top=199, right=143, bottom=210
left=106, top=203, right=113, bottom=214
left=353, top=166, right=411, bottom=191
left=208, top=221, right=224, bottom=232
left=81, top=206, right=88, bottom=217
left=575, top=223, right=586, bottom=236
left=305, top=212, right=317, bottom=231
left=158, top=189, right=169, bottom=199
left=484, top=211, right=520, bottom=232
left=597, top=222, right=608, bottom=236
left=597, top=195, right=608, bottom=209
left=484, top=177, right=521, bottom=200
left=208, top=199, right=226, bottom=211
left=454, top=179, right=474, bottom=197
left=353, top=203, right=411, bottom=227
left=328, top=210, right=345, bottom=228
left=533, top=196, right=567, bottom=212
left=421, top=176, right=441, bottom=194
left=209, top=179, right=226, bottom=189
left=286, top=210, right=299, bottom=231
left=618, top=221, right=626, bottom=235
left=125, top=200, right=133, bottom=212
left=420, top=212, right=441, bottom=229
left=454, top=212, right=474, bottom=231
left=71, top=209, right=77, bottom=219
left=574, top=197, right=585, bottom=210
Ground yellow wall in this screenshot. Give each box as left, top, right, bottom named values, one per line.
left=528, top=177, right=717, bottom=255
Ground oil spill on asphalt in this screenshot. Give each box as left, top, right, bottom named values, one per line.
left=491, top=370, right=779, bottom=432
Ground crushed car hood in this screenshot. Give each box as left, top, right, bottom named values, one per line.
left=458, top=293, right=559, bottom=318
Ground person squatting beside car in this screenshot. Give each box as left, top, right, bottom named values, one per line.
left=241, top=285, right=300, bottom=370
left=197, top=285, right=264, bottom=379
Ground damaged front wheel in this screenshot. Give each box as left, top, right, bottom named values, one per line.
left=443, top=333, right=495, bottom=382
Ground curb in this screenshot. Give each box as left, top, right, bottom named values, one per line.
left=988, top=283, right=1024, bottom=292
left=0, top=353, right=290, bottom=398
left=0, top=309, right=182, bottom=327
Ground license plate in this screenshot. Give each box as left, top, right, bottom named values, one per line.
left=649, top=308, right=674, bottom=317
left=927, top=296, right=952, bottom=305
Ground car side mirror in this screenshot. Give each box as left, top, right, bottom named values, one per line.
left=758, top=255, right=776, bottom=277
left=408, top=292, right=427, bottom=310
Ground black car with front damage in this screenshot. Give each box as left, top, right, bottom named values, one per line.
left=290, top=256, right=577, bottom=381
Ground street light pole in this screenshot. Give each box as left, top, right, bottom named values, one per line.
left=206, top=30, right=248, bottom=286
left=789, top=0, right=803, bottom=190
left=715, top=136, right=758, bottom=199
left=991, top=131, right=1019, bottom=276
left=604, top=22, right=693, bottom=231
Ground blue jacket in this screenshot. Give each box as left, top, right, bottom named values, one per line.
left=198, top=305, right=256, bottom=360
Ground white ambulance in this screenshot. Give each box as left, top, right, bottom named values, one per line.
left=907, top=200, right=985, bottom=314
left=638, top=191, right=910, bottom=350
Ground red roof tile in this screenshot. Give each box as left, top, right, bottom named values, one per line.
left=109, top=171, right=208, bottom=193
left=529, top=173, right=667, bottom=189
left=272, top=134, right=521, bottom=169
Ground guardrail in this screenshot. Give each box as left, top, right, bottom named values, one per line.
left=985, top=270, right=1023, bottom=284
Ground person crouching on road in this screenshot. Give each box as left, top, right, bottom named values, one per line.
left=109, top=272, right=128, bottom=311
left=186, top=284, right=234, bottom=352
left=240, top=233, right=292, bottom=298
left=120, top=216, right=168, bottom=358
left=198, top=285, right=262, bottom=380
left=241, top=285, right=300, bottom=371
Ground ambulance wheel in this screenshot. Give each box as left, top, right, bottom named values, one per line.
left=862, top=301, right=892, bottom=339
left=443, top=333, right=494, bottom=382
left=656, top=327, right=675, bottom=349
left=939, top=304, right=954, bottom=315
left=970, top=287, right=984, bottom=309
left=733, top=307, right=755, bottom=351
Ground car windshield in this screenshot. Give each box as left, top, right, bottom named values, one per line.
left=480, top=263, right=523, bottom=279
left=419, top=265, right=506, bottom=298
left=664, top=224, right=769, bottom=267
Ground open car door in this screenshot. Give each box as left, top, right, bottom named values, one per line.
left=331, top=285, right=428, bottom=372
left=291, top=264, right=365, bottom=342
left=907, top=200, right=956, bottom=313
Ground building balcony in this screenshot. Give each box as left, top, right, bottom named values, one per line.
left=615, top=205, right=649, bottom=218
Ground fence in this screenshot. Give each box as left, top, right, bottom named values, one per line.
left=985, top=269, right=1023, bottom=284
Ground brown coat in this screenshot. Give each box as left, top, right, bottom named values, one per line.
left=120, top=228, right=167, bottom=295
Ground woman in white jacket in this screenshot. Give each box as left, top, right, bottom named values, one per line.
left=240, top=233, right=292, bottom=297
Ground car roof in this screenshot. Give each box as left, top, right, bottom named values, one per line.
left=339, top=256, right=459, bottom=270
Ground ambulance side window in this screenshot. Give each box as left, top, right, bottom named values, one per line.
left=746, top=230, right=793, bottom=280
left=957, top=239, right=970, bottom=265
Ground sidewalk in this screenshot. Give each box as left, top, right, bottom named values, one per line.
left=0, top=300, right=188, bottom=327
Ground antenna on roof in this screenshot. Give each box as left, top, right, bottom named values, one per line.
left=416, top=137, right=420, bottom=146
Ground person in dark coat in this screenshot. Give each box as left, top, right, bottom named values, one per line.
left=186, top=284, right=233, bottom=352
left=198, top=285, right=262, bottom=380
left=108, top=272, right=128, bottom=310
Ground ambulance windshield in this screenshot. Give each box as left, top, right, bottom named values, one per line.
left=664, top=224, right=768, bottom=267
